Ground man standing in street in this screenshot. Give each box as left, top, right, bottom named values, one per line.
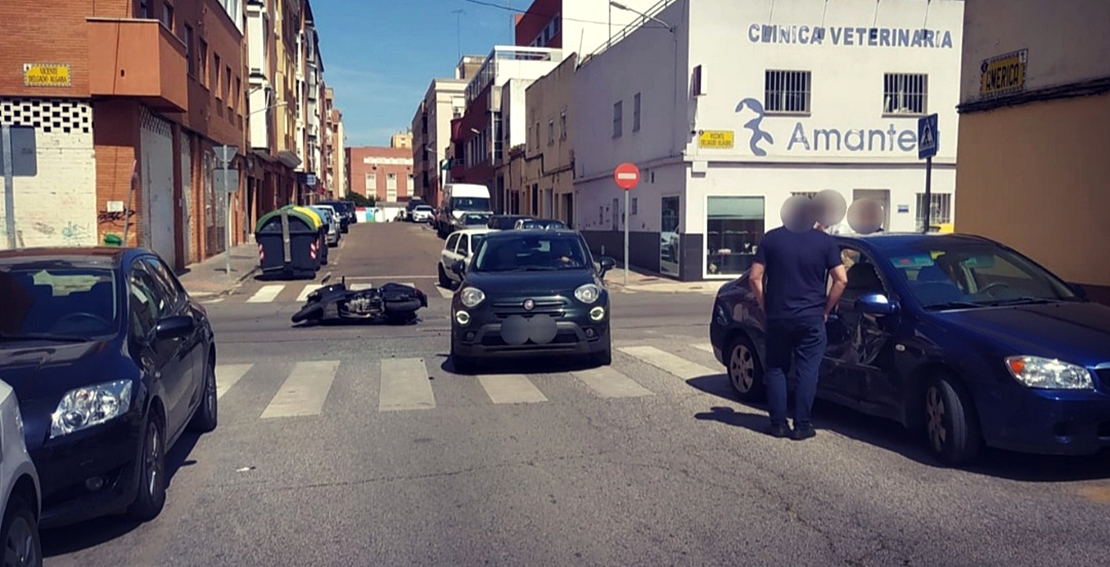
left=749, top=197, right=848, bottom=440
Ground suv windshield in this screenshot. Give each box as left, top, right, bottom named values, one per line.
left=453, top=197, right=490, bottom=211
left=0, top=266, right=119, bottom=339
left=472, top=234, right=591, bottom=272
left=883, top=242, right=1078, bottom=309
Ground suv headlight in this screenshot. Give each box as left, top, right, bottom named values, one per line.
left=1005, top=356, right=1093, bottom=390
left=50, top=380, right=133, bottom=438
left=460, top=287, right=486, bottom=308
left=574, top=284, right=601, bottom=304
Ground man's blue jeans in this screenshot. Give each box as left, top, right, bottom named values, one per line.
left=764, top=316, right=828, bottom=428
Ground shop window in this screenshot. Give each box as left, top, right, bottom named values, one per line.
left=765, top=70, right=810, bottom=114
left=884, top=73, right=928, bottom=115
left=915, top=192, right=951, bottom=231
left=706, top=196, right=765, bottom=276
left=660, top=197, right=681, bottom=276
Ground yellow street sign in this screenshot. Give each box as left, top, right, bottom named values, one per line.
left=979, top=49, right=1027, bottom=98
left=23, top=63, right=72, bottom=88
left=698, top=130, right=734, bottom=149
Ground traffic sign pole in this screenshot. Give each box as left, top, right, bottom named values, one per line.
left=623, top=189, right=629, bottom=285
left=2, top=126, right=15, bottom=249
left=924, top=156, right=932, bottom=234
left=613, top=162, right=641, bottom=285
left=917, top=113, right=939, bottom=234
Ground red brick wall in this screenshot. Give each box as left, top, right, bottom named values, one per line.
left=514, top=0, right=561, bottom=47
left=0, top=0, right=98, bottom=97
left=176, top=0, right=246, bottom=150
left=347, top=147, right=414, bottom=202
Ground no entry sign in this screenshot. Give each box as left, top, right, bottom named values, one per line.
left=614, top=162, right=640, bottom=190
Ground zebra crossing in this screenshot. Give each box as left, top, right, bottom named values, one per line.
left=215, top=343, right=727, bottom=420
left=226, top=279, right=455, bottom=305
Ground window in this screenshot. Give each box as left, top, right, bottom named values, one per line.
left=161, top=2, right=174, bottom=31
left=234, top=77, right=242, bottom=115
left=407, top=173, right=414, bottom=195
left=225, top=67, right=232, bottom=107
left=534, top=121, right=540, bottom=149
left=128, top=261, right=168, bottom=340
left=547, top=119, right=554, bottom=146
left=559, top=109, right=567, bottom=140
left=198, top=39, right=209, bottom=88
left=213, top=53, right=222, bottom=100
left=386, top=173, right=398, bottom=202
left=138, top=0, right=149, bottom=18
left=365, top=173, right=376, bottom=195
left=612, top=100, right=623, bottom=138
left=184, top=25, right=195, bottom=76
left=143, top=256, right=183, bottom=307
left=445, top=232, right=460, bottom=253
left=633, top=92, right=641, bottom=132
left=884, top=73, right=928, bottom=115
left=764, top=70, right=811, bottom=114
left=706, top=196, right=765, bottom=276
left=915, top=192, right=952, bottom=231
left=631, top=197, right=638, bottom=215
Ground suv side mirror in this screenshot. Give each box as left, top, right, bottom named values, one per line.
left=597, top=256, right=616, bottom=277
left=855, top=293, right=899, bottom=315
left=451, top=259, right=467, bottom=277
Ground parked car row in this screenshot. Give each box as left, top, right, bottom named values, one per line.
left=317, top=200, right=357, bottom=233
left=0, top=246, right=220, bottom=562
left=437, top=217, right=570, bottom=288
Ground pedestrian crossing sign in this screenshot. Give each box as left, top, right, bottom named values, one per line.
left=917, top=114, right=938, bottom=159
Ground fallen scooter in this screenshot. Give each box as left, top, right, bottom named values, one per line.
left=291, top=277, right=428, bottom=325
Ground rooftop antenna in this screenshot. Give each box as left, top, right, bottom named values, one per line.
left=452, top=9, right=464, bottom=60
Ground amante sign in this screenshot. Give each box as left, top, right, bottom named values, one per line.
left=734, top=98, right=921, bottom=156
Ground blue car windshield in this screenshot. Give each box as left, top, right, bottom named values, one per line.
left=0, top=267, right=119, bottom=339
left=472, top=234, right=590, bottom=272
left=880, top=243, right=1078, bottom=308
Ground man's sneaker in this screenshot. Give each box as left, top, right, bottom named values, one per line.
left=791, top=424, right=816, bottom=441
left=767, top=424, right=791, bottom=438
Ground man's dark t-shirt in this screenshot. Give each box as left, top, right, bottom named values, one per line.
left=752, top=228, right=842, bottom=320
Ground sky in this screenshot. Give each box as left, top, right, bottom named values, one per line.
left=313, top=0, right=527, bottom=147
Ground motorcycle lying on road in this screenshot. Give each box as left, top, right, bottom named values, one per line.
left=291, top=277, right=428, bottom=325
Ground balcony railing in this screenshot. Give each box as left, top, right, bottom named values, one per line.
left=464, top=46, right=561, bottom=104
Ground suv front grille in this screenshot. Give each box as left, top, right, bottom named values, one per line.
left=492, top=298, right=567, bottom=318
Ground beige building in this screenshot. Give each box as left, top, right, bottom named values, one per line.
left=390, top=131, right=413, bottom=149
left=955, top=0, right=1110, bottom=303
left=507, top=53, right=578, bottom=225
left=412, top=56, right=482, bottom=206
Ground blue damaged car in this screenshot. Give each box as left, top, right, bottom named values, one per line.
left=709, top=233, right=1110, bottom=465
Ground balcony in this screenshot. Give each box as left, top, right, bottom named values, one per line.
left=87, top=18, right=188, bottom=112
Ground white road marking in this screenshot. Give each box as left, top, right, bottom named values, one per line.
left=296, top=284, right=322, bottom=302
left=349, top=283, right=374, bottom=291
left=478, top=374, right=548, bottom=404
left=214, top=363, right=253, bottom=400
left=247, top=284, right=285, bottom=303
left=572, top=366, right=654, bottom=398
left=619, top=345, right=718, bottom=380
left=691, top=343, right=714, bottom=353
left=436, top=285, right=454, bottom=299
left=260, top=360, right=341, bottom=419
left=379, top=358, right=436, bottom=411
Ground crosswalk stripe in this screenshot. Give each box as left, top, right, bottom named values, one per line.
left=379, top=358, right=436, bottom=411
left=691, top=343, right=714, bottom=353
left=436, top=285, right=454, bottom=299
left=260, top=360, right=340, bottom=419
left=247, top=284, right=285, bottom=303
left=619, top=345, right=718, bottom=380
left=296, top=284, right=321, bottom=302
left=349, top=283, right=374, bottom=291
left=478, top=374, right=548, bottom=404
left=572, top=366, right=653, bottom=398
left=215, top=363, right=253, bottom=400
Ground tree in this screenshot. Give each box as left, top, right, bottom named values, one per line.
left=348, top=193, right=376, bottom=207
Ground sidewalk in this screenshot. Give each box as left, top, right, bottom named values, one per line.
left=604, top=261, right=728, bottom=294
left=177, top=240, right=261, bottom=298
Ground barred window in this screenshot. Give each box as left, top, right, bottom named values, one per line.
left=884, top=73, right=928, bottom=115
left=764, top=70, right=811, bottom=114
left=916, top=193, right=952, bottom=231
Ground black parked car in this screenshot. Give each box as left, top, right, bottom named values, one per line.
left=0, top=247, right=217, bottom=527
left=486, top=215, right=529, bottom=230
left=448, top=230, right=617, bottom=372
left=319, top=201, right=352, bottom=232
left=710, top=233, right=1110, bottom=465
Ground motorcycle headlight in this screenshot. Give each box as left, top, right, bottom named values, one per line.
left=50, top=380, right=133, bottom=438
left=574, top=284, right=601, bottom=304
left=1005, top=356, right=1093, bottom=390
left=460, top=287, right=485, bottom=308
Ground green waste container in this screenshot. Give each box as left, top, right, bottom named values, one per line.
left=254, top=207, right=323, bottom=279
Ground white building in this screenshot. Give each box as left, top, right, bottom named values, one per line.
left=572, top=0, right=965, bottom=281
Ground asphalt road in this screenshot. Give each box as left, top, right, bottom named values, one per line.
left=43, top=221, right=1110, bottom=566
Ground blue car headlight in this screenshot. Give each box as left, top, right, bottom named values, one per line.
left=1005, top=356, right=1093, bottom=390
left=50, top=380, right=133, bottom=438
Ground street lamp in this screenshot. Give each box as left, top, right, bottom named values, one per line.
left=610, top=1, right=675, bottom=32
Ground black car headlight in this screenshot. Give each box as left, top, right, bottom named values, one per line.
left=575, top=284, right=601, bottom=304
left=1005, top=356, right=1093, bottom=390
left=50, top=380, right=133, bottom=438
left=459, top=287, right=485, bottom=308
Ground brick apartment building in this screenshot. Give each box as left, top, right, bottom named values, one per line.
left=346, top=145, right=414, bottom=204
left=0, top=0, right=249, bottom=269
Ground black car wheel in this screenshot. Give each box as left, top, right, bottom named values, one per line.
left=1, top=495, right=40, bottom=567
left=190, top=357, right=218, bottom=432
left=450, top=339, right=477, bottom=374
left=129, top=415, right=167, bottom=521
left=924, top=375, right=982, bottom=466
left=727, top=335, right=765, bottom=402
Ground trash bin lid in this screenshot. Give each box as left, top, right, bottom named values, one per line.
left=255, top=207, right=320, bottom=233
left=287, top=205, right=323, bottom=230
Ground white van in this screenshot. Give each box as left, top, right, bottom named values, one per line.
left=436, top=183, right=493, bottom=238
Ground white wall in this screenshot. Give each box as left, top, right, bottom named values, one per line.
left=0, top=98, right=97, bottom=249
left=575, top=162, right=688, bottom=233
left=562, top=0, right=664, bottom=58
left=687, top=0, right=963, bottom=164
left=503, top=79, right=530, bottom=149
left=960, top=0, right=1110, bottom=103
